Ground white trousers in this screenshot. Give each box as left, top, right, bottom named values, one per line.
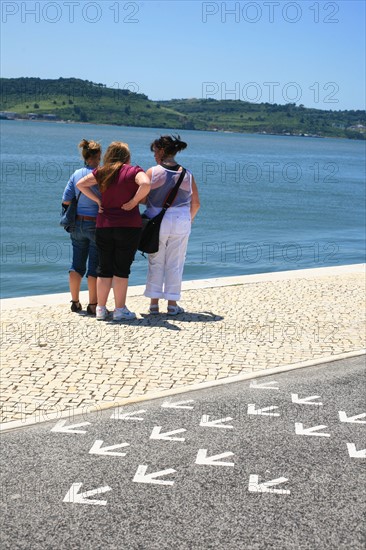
left=144, top=209, right=191, bottom=301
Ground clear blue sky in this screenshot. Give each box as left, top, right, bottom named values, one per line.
left=1, top=0, right=365, bottom=110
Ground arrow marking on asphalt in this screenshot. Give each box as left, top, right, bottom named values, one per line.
left=63, top=483, right=112, bottom=505
left=248, top=475, right=290, bottom=495
left=247, top=404, right=280, bottom=417
left=50, top=420, right=91, bottom=434
left=89, top=440, right=130, bottom=457
left=339, top=411, right=366, bottom=424
left=161, top=400, right=194, bottom=410
left=200, top=415, right=234, bottom=429
left=291, top=394, right=323, bottom=406
left=347, top=443, right=366, bottom=458
left=110, top=409, right=146, bottom=421
left=195, top=449, right=234, bottom=467
left=133, top=466, right=176, bottom=486
left=295, top=423, right=330, bottom=437
left=150, top=426, right=186, bottom=441
left=250, top=380, right=279, bottom=390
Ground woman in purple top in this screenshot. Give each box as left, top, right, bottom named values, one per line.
left=62, top=139, right=101, bottom=315
left=77, top=141, right=150, bottom=321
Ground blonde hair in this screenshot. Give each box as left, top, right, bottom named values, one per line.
left=95, top=141, right=131, bottom=193
left=78, top=139, right=101, bottom=162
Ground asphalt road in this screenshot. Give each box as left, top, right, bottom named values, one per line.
left=1, top=355, right=365, bottom=550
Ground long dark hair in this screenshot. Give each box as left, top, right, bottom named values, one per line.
left=150, top=135, right=187, bottom=157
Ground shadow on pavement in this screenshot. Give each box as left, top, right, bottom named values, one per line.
left=99, top=311, right=225, bottom=331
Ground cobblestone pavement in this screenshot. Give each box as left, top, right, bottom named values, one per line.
left=1, top=268, right=365, bottom=425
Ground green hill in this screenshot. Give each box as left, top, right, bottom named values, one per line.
left=1, top=77, right=365, bottom=139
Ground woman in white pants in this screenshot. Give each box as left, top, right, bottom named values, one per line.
left=144, top=135, right=200, bottom=315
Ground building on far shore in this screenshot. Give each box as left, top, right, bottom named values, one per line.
left=347, top=124, right=366, bottom=133
left=0, top=111, right=17, bottom=119
left=26, top=113, right=58, bottom=120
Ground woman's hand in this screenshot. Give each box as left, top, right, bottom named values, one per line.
left=97, top=200, right=103, bottom=213
left=121, top=200, right=136, bottom=211
left=121, top=172, right=150, bottom=211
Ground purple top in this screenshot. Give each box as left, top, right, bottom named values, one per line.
left=93, top=164, right=144, bottom=228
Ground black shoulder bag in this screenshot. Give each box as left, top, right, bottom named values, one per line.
left=138, top=168, right=187, bottom=254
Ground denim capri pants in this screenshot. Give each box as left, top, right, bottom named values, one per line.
left=70, top=220, right=98, bottom=278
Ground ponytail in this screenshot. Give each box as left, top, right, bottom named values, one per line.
left=150, top=135, right=187, bottom=156
left=78, top=139, right=101, bottom=162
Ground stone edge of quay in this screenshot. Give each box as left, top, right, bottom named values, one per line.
left=1, top=349, right=365, bottom=434
left=1, top=263, right=365, bottom=312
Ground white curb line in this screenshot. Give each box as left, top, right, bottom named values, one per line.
left=1, top=349, right=364, bottom=433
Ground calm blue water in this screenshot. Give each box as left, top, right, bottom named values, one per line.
left=1, top=120, right=365, bottom=298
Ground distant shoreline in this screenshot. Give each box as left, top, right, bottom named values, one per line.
left=2, top=77, right=365, bottom=140
left=1, top=116, right=340, bottom=140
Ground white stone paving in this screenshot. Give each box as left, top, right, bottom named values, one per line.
left=0, top=265, right=365, bottom=425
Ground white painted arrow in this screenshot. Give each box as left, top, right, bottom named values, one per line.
left=200, top=415, right=234, bottom=429
left=247, top=404, right=280, bottom=417
left=339, top=411, right=366, bottom=424
left=89, top=440, right=130, bottom=457
left=63, top=483, right=111, bottom=506
left=110, top=409, right=146, bottom=421
left=195, top=449, right=234, bottom=467
left=295, top=423, right=330, bottom=437
left=347, top=443, right=366, bottom=458
left=250, top=380, right=279, bottom=390
left=51, top=420, right=91, bottom=434
left=161, top=400, right=194, bottom=410
left=133, top=465, right=176, bottom=486
left=248, top=475, right=290, bottom=495
left=150, top=426, right=186, bottom=441
left=291, top=394, right=323, bottom=406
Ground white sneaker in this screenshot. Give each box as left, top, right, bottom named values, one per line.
left=113, top=306, right=136, bottom=321
left=96, top=306, right=107, bottom=321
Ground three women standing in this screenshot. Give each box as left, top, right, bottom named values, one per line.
left=66, top=134, right=199, bottom=319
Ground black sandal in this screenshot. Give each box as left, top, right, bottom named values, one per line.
left=87, top=303, right=97, bottom=315
left=70, top=300, right=82, bottom=313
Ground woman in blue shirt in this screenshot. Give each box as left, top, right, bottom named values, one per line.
left=62, top=139, right=101, bottom=314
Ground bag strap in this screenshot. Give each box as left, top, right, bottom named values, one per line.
left=162, top=168, right=186, bottom=210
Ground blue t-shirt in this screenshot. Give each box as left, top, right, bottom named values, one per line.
left=62, top=166, right=101, bottom=217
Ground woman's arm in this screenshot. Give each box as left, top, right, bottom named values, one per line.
left=76, top=173, right=102, bottom=211
left=62, top=175, right=75, bottom=207
left=121, top=171, right=151, bottom=211
left=138, top=168, right=153, bottom=205
left=190, top=176, right=200, bottom=221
